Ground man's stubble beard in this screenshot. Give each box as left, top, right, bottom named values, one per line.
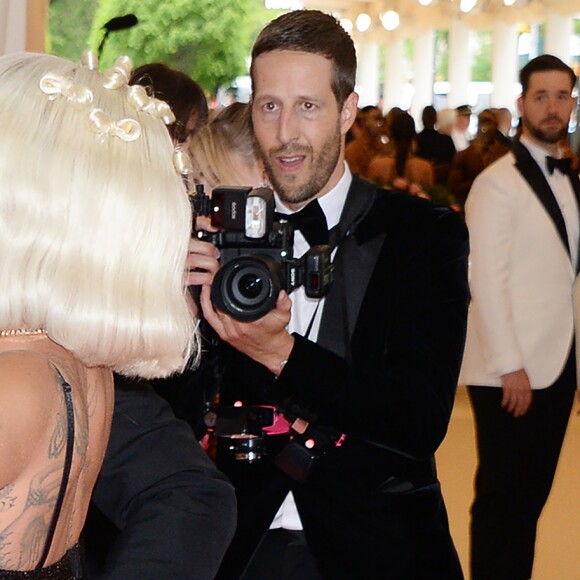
left=525, top=116, right=569, bottom=145
left=259, top=123, right=342, bottom=206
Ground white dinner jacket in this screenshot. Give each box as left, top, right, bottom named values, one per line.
left=459, top=148, right=579, bottom=389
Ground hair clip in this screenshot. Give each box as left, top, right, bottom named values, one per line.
left=126, top=85, right=176, bottom=126
left=103, top=55, right=133, bottom=90
left=39, top=72, right=93, bottom=109
left=88, top=108, right=141, bottom=142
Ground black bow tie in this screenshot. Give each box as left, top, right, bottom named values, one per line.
left=546, top=156, right=571, bottom=175
left=274, top=199, right=329, bottom=246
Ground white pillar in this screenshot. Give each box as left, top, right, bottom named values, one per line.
left=356, top=39, right=380, bottom=107
left=447, top=19, right=471, bottom=107
left=383, top=32, right=406, bottom=112
left=545, top=14, right=573, bottom=63
left=529, top=24, right=541, bottom=60
left=0, top=0, right=27, bottom=55
left=411, top=28, right=435, bottom=128
left=491, top=22, right=518, bottom=109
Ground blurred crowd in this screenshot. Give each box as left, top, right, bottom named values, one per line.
left=134, top=60, right=577, bottom=219
left=344, top=102, right=578, bottom=212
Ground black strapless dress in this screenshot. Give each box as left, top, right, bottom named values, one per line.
left=0, top=545, right=81, bottom=579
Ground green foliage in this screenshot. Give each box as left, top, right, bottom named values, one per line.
left=48, top=0, right=100, bottom=59
left=88, top=0, right=258, bottom=92
left=471, top=31, right=492, bottom=82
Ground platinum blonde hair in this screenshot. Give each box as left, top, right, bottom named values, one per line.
left=0, top=52, right=198, bottom=378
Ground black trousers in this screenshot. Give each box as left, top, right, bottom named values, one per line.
left=241, top=529, right=322, bottom=580
left=467, top=351, right=576, bottom=580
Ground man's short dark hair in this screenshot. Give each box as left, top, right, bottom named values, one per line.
left=421, top=105, right=437, bottom=129
left=519, top=54, right=577, bottom=95
left=250, top=10, right=356, bottom=108
left=455, top=104, right=472, bottom=117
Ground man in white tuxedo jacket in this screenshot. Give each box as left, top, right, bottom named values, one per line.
left=460, top=54, right=579, bottom=580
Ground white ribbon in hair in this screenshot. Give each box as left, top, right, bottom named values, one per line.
left=126, top=85, right=176, bottom=126
left=39, top=72, right=94, bottom=109
left=88, top=108, right=141, bottom=142
left=103, top=56, right=133, bottom=90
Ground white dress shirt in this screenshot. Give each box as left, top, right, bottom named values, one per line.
left=269, top=163, right=352, bottom=530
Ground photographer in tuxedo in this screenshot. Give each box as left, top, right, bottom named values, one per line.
left=189, top=10, right=469, bottom=579
left=461, top=54, right=579, bottom=580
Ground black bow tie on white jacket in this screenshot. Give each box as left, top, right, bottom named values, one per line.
left=546, top=155, right=572, bottom=175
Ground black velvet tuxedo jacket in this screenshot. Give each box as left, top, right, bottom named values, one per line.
left=215, top=175, right=469, bottom=580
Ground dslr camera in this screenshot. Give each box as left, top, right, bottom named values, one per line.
left=191, top=185, right=333, bottom=321
left=207, top=403, right=345, bottom=483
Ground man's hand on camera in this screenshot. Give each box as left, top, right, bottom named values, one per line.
left=194, top=215, right=215, bottom=233
left=200, top=286, right=294, bottom=376
left=185, top=238, right=220, bottom=288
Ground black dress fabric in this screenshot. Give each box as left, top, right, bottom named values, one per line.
left=0, top=547, right=81, bottom=579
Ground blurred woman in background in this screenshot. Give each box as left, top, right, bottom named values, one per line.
left=367, top=110, right=435, bottom=194
left=189, top=102, right=264, bottom=190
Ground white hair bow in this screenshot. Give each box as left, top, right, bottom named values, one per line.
left=126, top=85, right=176, bottom=126
left=88, top=108, right=141, bottom=142
left=39, top=72, right=94, bottom=109
left=103, top=56, right=133, bottom=90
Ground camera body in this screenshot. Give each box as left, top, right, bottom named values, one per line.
left=192, top=185, right=333, bottom=321
left=209, top=404, right=290, bottom=464
left=207, top=403, right=345, bottom=482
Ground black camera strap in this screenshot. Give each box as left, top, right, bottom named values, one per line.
left=303, top=301, right=322, bottom=341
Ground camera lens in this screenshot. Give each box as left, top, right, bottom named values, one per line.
left=238, top=273, right=264, bottom=300
left=230, top=266, right=270, bottom=307
left=211, top=255, right=284, bottom=321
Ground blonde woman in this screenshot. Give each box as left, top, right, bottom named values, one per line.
left=189, top=102, right=265, bottom=190
left=0, top=52, right=198, bottom=578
